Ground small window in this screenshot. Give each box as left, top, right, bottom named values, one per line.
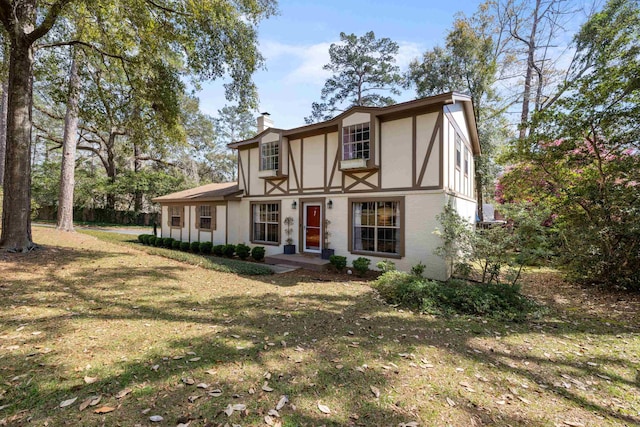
left=343, top=122, right=370, bottom=161
left=169, top=206, right=182, bottom=228
left=455, top=135, right=461, bottom=169
left=198, top=205, right=214, bottom=230
left=252, top=203, right=279, bottom=244
left=464, top=148, right=469, bottom=176
left=261, top=140, right=279, bottom=171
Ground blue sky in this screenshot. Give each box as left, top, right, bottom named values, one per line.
left=197, top=0, right=481, bottom=130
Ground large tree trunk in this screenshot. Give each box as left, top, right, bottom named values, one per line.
left=106, top=132, right=117, bottom=210
left=517, top=0, right=541, bottom=140
left=56, top=49, right=80, bottom=232
left=133, top=143, right=143, bottom=212
left=0, top=81, right=8, bottom=188
left=0, top=40, right=35, bottom=251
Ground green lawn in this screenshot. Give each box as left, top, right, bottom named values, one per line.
left=0, top=227, right=638, bottom=426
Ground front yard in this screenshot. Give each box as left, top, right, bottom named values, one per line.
left=0, top=228, right=638, bottom=426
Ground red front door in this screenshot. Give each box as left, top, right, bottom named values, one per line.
left=304, top=204, right=321, bottom=252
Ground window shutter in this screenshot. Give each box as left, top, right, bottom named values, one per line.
left=195, top=205, right=201, bottom=230
left=181, top=206, right=185, bottom=228
left=167, top=206, right=171, bottom=227
left=212, top=206, right=217, bottom=231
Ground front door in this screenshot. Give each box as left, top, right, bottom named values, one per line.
left=303, top=203, right=322, bottom=253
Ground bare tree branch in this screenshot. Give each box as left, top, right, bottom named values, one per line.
left=27, top=0, right=74, bottom=44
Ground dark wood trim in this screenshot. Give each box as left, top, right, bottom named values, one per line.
left=344, top=170, right=378, bottom=192
left=328, top=138, right=340, bottom=188
left=417, top=111, right=442, bottom=187
left=225, top=204, right=229, bottom=244
left=266, top=178, right=287, bottom=195
left=195, top=203, right=217, bottom=231
left=297, top=197, right=325, bottom=254
left=368, top=114, right=375, bottom=169
left=238, top=152, right=247, bottom=195
left=377, top=103, right=442, bottom=123
left=249, top=200, right=282, bottom=246
left=439, top=110, right=444, bottom=189
left=288, top=139, right=300, bottom=192
left=323, top=133, right=328, bottom=192
left=347, top=196, right=405, bottom=258
left=411, top=115, right=416, bottom=188
left=241, top=186, right=443, bottom=198
left=377, top=118, right=382, bottom=188
left=285, top=124, right=338, bottom=141
left=247, top=148, right=251, bottom=196
left=300, top=138, right=304, bottom=192
left=444, top=108, right=472, bottom=149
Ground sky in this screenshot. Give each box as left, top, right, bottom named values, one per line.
left=196, top=0, right=481, bottom=130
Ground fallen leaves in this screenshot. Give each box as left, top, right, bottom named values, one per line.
left=59, top=397, right=77, bottom=408
left=317, top=402, right=331, bottom=414
left=115, top=388, right=132, bottom=399
left=93, top=406, right=116, bottom=414
left=370, top=385, right=380, bottom=398
left=79, top=395, right=101, bottom=411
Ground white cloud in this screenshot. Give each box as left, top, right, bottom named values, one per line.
left=396, top=41, right=423, bottom=69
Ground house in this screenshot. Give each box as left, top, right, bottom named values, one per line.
left=153, top=92, right=480, bottom=281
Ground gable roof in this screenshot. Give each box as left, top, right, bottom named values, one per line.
left=151, top=182, right=241, bottom=203
left=228, top=91, right=481, bottom=155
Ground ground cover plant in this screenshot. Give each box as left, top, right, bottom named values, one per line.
left=0, top=228, right=639, bottom=426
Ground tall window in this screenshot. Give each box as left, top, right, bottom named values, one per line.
left=261, top=141, right=279, bottom=171
left=198, top=205, right=214, bottom=230
left=352, top=200, right=401, bottom=255
left=464, top=148, right=469, bottom=176
left=455, top=135, right=462, bottom=169
left=343, top=122, right=370, bottom=160
left=252, top=203, right=280, bottom=244
left=169, top=206, right=182, bottom=227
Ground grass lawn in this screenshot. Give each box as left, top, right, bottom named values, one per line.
left=0, top=228, right=639, bottom=426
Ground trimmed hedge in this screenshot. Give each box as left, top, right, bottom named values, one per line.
left=251, top=246, right=265, bottom=261
left=213, top=244, right=225, bottom=256
left=148, top=236, right=157, bottom=246
left=163, top=238, right=174, bottom=249
left=223, top=244, right=236, bottom=258
left=200, top=241, right=213, bottom=254
left=180, top=241, right=190, bottom=251
left=171, top=240, right=181, bottom=250
left=154, top=237, right=164, bottom=247
left=190, top=241, right=200, bottom=253
left=236, top=243, right=250, bottom=260
left=329, top=255, right=347, bottom=272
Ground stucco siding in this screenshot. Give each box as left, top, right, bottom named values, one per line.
left=288, top=139, right=301, bottom=192
left=326, top=132, right=340, bottom=188
left=342, top=112, right=371, bottom=127
left=248, top=148, right=262, bottom=196
left=380, top=117, right=412, bottom=189
left=447, top=103, right=470, bottom=143
left=238, top=150, right=249, bottom=194
left=301, top=135, right=324, bottom=189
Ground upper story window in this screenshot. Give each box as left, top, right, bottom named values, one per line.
left=261, top=140, right=279, bottom=171
left=343, top=122, right=370, bottom=161
left=464, top=148, right=469, bottom=176
left=455, top=135, right=462, bottom=169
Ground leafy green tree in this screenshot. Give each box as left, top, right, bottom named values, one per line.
left=501, top=0, right=640, bottom=289
left=305, top=31, right=403, bottom=123
left=406, top=2, right=511, bottom=220
left=0, top=0, right=276, bottom=251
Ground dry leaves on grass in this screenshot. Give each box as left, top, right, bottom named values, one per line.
left=317, top=402, right=331, bottom=414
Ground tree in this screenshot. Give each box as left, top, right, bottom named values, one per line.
left=0, top=0, right=276, bottom=251
left=208, top=105, right=255, bottom=181
left=406, top=2, right=511, bottom=220
left=305, top=31, right=403, bottom=123
left=501, top=0, right=640, bottom=288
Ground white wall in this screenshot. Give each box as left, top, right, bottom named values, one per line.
left=380, top=117, right=412, bottom=188
left=302, top=134, right=324, bottom=189
left=342, top=112, right=371, bottom=127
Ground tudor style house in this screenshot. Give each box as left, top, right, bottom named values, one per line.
left=153, top=92, right=480, bottom=281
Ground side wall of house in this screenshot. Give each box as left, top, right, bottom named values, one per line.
left=160, top=204, right=227, bottom=244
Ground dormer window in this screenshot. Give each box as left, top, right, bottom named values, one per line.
left=342, top=122, right=370, bottom=161
left=260, top=140, right=279, bottom=171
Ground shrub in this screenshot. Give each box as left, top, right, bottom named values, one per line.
left=138, top=234, right=146, bottom=243
left=148, top=236, right=157, bottom=246
left=154, top=237, right=164, bottom=247
left=180, top=241, right=190, bottom=251
left=236, top=243, right=250, bottom=260
left=411, top=262, right=425, bottom=277
left=213, top=244, right=225, bottom=256
left=376, top=260, right=396, bottom=272
left=171, top=240, right=181, bottom=250
left=190, top=241, right=200, bottom=253
left=223, top=244, right=236, bottom=258
left=163, top=238, right=174, bottom=249
left=329, top=255, right=347, bottom=272
left=142, top=235, right=152, bottom=244
left=200, top=241, right=213, bottom=254
left=373, top=271, right=541, bottom=322
left=251, top=246, right=265, bottom=261
left=352, top=257, right=371, bottom=277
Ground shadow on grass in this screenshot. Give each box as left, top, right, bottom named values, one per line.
left=1, top=240, right=639, bottom=426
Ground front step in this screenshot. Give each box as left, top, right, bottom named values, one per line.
left=264, top=253, right=330, bottom=272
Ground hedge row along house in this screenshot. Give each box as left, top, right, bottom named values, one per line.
left=153, top=92, right=480, bottom=280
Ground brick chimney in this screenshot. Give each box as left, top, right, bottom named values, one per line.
left=257, top=112, right=273, bottom=132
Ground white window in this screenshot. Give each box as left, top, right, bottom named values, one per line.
left=252, top=203, right=280, bottom=244
left=343, top=122, right=370, bottom=161
left=261, top=141, right=279, bottom=171
left=464, top=148, right=469, bottom=176
left=352, top=200, right=401, bottom=255
left=198, top=205, right=214, bottom=230
left=169, top=206, right=182, bottom=227
left=455, top=135, right=462, bottom=169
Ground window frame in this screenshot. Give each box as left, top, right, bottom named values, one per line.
left=168, top=205, right=183, bottom=228
left=250, top=201, right=281, bottom=246
left=455, top=134, right=462, bottom=170
left=196, top=204, right=216, bottom=231
left=342, top=122, right=371, bottom=161
left=464, top=147, right=469, bottom=177
left=260, top=139, right=280, bottom=172
left=348, top=196, right=404, bottom=259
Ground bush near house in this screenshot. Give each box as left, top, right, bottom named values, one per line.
left=147, top=236, right=156, bottom=246
left=251, top=246, right=265, bottom=261
left=223, top=244, right=236, bottom=258
left=190, top=241, right=200, bottom=253
left=353, top=257, right=371, bottom=277
left=373, top=271, right=541, bottom=322
left=236, top=243, right=250, bottom=260
left=138, top=234, right=146, bottom=243
left=171, top=240, right=181, bottom=250
left=180, top=241, right=190, bottom=252
left=163, top=238, right=174, bottom=249
left=213, top=244, right=225, bottom=256
left=329, top=255, right=347, bottom=272
left=200, top=241, right=213, bottom=254
left=155, top=237, right=165, bottom=247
